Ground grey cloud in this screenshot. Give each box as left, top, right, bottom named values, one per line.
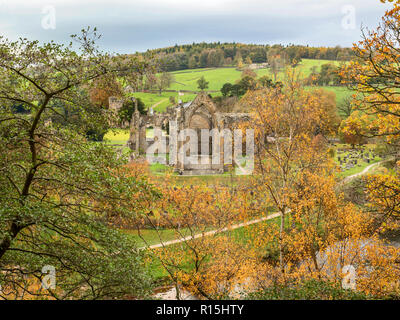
left=0, top=0, right=391, bottom=52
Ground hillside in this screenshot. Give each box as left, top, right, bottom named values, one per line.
left=146, top=42, right=354, bottom=72
left=134, top=58, right=352, bottom=112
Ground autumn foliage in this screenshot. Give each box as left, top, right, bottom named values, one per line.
left=135, top=67, right=400, bottom=299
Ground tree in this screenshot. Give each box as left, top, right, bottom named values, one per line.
left=220, top=78, right=255, bottom=97
left=339, top=111, right=367, bottom=148
left=0, top=28, right=156, bottom=299
left=247, top=279, right=372, bottom=300
left=207, top=49, right=225, bottom=67
left=199, top=50, right=209, bottom=68
left=49, top=89, right=110, bottom=142
left=145, top=73, right=158, bottom=90
left=241, top=67, right=257, bottom=79
left=230, top=84, right=243, bottom=97
left=197, top=76, right=209, bottom=91
left=312, top=88, right=341, bottom=136
left=118, top=98, right=146, bottom=123
left=138, top=176, right=262, bottom=300
left=267, top=51, right=286, bottom=82
left=234, top=51, right=243, bottom=68
left=149, top=43, right=354, bottom=72
left=225, top=57, right=233, bottom=66
left=188, top=55, right=199, bottom=69
left=316, top=63, right=340, bottom=86
left=340, top=2, right=400, bottom=157
left=242, top=69, right=343, bottom=272
left=240, top=70, right=400, bottom=296
left=221, top=83, right=233, bottom=97
left=341, top=0, right=400, bottom=233
left=258, top=75, right=274, bottom=88
left=237, top=76, right=257, bottom=94
left=337, top=96, right=355, bottom=119
left=89, top=75, right=122, bottom=108
left=169, top=95, right=176, bottom=105
left=156, top=72, right=174, bottom=95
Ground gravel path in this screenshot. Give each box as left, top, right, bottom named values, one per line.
left=151, top=98, right=168, bottom=110
left=145, top=160, right=392, bottom=251
left=341, top=159, right=391, bottom=185
left=141, top=212, right=281, bottom=250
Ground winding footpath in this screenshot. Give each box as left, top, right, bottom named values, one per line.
left=151, top=98, right=168, bottom=110
left=341, top=159, right=392, bottom=185
left=143, top=159, right=391, bottom=251
left=142, top=212, right=281, bottom=250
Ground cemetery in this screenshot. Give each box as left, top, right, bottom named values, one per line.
left=334, top=144, right=382, bottom=177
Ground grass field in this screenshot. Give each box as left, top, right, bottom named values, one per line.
left=134, top=59, right=350, bottom=112
left=104, top=129, right=130, bottom=145
left=122, top=215, right=281, bottom=279
left=104, top=128, right=161, bottom=146
left=307, top=85, right=354, bottom=105
left=169, top=59, right=342, bottom=92
left=170, top=67, right=243, bottom=92
left=134, top=91, right=198, bottom=113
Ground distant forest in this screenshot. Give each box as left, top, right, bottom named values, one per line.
left=145, top=42, right=355, bottom=72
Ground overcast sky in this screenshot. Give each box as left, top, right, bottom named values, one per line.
left=0, top=0, right=392, bottom=53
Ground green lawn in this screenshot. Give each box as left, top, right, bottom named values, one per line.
left=295, top=58, right=342, bottom=77
left=134, top=91, right=197, bottom=113
left=131, top=59, right=349, bottom=112
left=119, top=141, right=388, bottom=281
left=338, top=157, right=382, bottom=178
left=169, top=59, right=342, bottom=92
left=104, top=129, right=130, bottom=145
left=122, top=214, right=280, bottom=280
left=306, top=85, right=354, bottom=106
left=104, top=128, right=159, bottom=145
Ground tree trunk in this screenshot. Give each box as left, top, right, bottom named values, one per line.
left=279, top=210, right=285, bottom=274
left=0, top=222, right=23, bottom=260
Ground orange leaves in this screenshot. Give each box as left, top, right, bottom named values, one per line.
left=336, top=1, right=400, bottom=295
left=244, top=68, right=336, bottom=147
left=339, top=111, right=370, bottom=147
left=341, top=1, right=400, bottom=142
left=366, top=172, right=400, bottom=219
left=175, top=236, right=258, bottom=299
left=138, top=172, right=265, bottom=298
left=151, top=180, right=258, bottom=232
left=355, top=243, right=400, bottom=297
left=89, top=76, right=123, bottom=108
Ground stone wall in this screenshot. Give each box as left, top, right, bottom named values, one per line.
left=128, top=93, right=250, bottom=175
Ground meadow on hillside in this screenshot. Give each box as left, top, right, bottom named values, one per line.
left=136, top=59, right=351, bottom=112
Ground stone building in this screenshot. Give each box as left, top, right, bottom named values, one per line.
left=108, top=97, right=123, bottom=113
left=128, top=92, right=250, bottom=175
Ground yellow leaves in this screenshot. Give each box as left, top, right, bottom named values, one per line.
left=339, top=111, right=370, bottom=147
left=145, top=158, right=400, bottom=298
left=366, top=172, right=400, bottom=220
left=0, top=273, right=59, bottom=300
left=342, top=0, right=400, bottom=143
left=356, top=244, right=400, bottom=297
